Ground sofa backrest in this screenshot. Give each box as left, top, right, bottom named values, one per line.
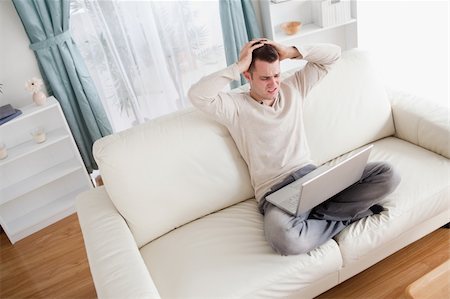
left=302, top=49, right=395, bottom=164
left=93, top=109, right=254, bottom=247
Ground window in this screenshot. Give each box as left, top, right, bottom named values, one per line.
left=70, top=0, right=227, bottom=132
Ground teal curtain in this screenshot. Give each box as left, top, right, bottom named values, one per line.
left=219, top=0, right=261, bottom=87
left=13, top=0, right=112, bottom=173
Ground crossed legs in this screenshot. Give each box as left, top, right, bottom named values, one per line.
left=263, top=162, right=401, bottom=256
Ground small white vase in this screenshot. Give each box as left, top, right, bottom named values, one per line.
left=30, top=127, right=47, bottom=144
left=33, top=91, right=47, bottom=106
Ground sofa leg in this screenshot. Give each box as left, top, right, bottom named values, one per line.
left=442, top=223, right=450, bottom=229
left=95, top=175, right=104, bottom=187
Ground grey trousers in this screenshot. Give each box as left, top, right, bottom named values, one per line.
left=260, top=162, right=401, bottom=256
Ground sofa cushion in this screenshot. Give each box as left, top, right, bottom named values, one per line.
left=140, top=200, right=342, bottom=299
left=76, top=187, right=162, bottom=298
left=335, top=137, right=450, bottom=266
left=301, top=49, right=395, bottom=164
left=93, top=109, right=254, bottom=247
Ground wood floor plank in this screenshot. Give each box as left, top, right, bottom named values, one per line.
left=0, top=213, right=448, bottom=299
left=0, top=214, right=97, bottom=299
left=317, top=228, right=450, bottom=298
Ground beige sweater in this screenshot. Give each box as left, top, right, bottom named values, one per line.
left=188, top=44, right=341, bottom=202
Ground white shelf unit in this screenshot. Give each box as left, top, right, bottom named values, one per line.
left=260, top=0, right=358, bottom=71
left=0, top=97, right=93, bottom=244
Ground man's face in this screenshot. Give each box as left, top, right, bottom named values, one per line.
left=244, top=59, right=281, bottom=101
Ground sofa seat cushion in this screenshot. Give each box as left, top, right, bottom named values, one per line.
left=140, top=200, right=342, bottom=299
left=335, top=137, right=450, bottom=266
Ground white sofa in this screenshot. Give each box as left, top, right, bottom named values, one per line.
left=76, top=50, right=450, bottom=299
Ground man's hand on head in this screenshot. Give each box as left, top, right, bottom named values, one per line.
left=236, top=38, right=267, bottom=74
left=236, top=39, right=302, bottom=73
left=264, top=40, right=301, bottom=61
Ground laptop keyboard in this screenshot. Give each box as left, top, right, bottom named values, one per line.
left=282, top=195, right=299, bottom=213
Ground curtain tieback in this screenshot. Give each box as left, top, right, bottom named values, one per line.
left=30, top=30, right=72, bottom=51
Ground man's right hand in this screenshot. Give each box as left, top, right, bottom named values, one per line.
left=236, top=38, right=267, bottom=74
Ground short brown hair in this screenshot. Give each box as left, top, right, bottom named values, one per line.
left=248, top=44, right=279, bottom=73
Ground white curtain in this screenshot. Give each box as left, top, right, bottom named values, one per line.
left=70, top=0, right=226, bottom=132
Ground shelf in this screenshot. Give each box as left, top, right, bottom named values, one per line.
left=0, top=97, right=58, bottom=128
left=0, top=127, right=70, bottom=167
left=2, top=187, right=86, bottom=241
left=0, top=95, right=93, bottom=244
left=0, top=159, right=83, bottom=205
left=274, top=18, right=357, bottom=43
left=260, top=0, right=358, bottom=59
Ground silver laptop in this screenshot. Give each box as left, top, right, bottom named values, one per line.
left=266, top=144, right=373, bottom=216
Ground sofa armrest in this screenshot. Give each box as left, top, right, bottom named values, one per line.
left=388, top=90, right=450, bottom=158
left=76, top=187, right=161, bottom=299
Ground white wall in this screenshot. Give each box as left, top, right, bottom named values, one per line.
left=0, top=0, right=43, bottom=109
left=358, top=0, right=449, bottom=108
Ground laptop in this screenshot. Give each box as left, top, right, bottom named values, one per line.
left=266, top=144, right=374, bottom=216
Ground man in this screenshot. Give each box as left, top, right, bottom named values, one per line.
left=188, top=39, right=400, bottom=255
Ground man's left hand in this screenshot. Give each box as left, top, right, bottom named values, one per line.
left=264, top=40, right=301, bottom=61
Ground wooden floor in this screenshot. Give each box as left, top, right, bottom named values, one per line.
left=318, top=228, right=449, bottom=298
left=0, top=214, right=97, bottom=299
left=0, top=215, right=448, bottom=299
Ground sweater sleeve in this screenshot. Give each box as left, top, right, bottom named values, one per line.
left=284, top=43, right=341, bottom=100
left=188, top=63, right=242, bottom=126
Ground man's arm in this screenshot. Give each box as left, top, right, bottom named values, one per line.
left=188, top=63, right=240, bottom=126
left=291, top=44, right=341, bottom=98
left=264, top=40, right=303, bottom=61
left=267, top=41, right=341, bottom=98
left=296, top=43, right=341, bottom=72
left=188, top=39, right=266, bottom=125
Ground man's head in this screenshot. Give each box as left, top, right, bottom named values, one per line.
left=248, top=43, right=279, bottom=73
left=244, top=44, right=281, bottom=101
